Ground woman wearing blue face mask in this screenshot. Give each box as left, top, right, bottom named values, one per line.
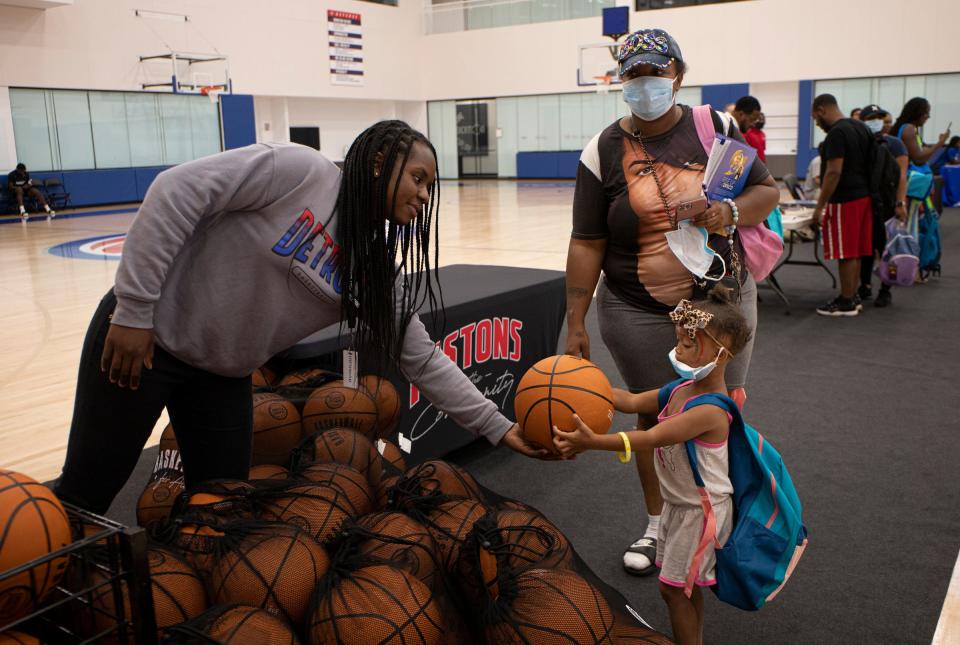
left=563, top=28, right=779, bottom=577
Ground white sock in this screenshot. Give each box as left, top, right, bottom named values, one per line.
left=19, top=206, right=26, bottom=214
left=643, top=514, right=661, bottom=540
left=44, top=205, right=51, bottom=213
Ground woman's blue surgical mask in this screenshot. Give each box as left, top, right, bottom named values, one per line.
left=665, top=221, right=726, bottom=280
left=622, top=76, right=677, bottom=122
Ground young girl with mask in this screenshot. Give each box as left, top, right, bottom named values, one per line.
left=564, top=27, right=779, bottom=576
left=553, top=289, right=752, bottom=645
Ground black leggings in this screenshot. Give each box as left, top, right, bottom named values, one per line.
left=55, top=291, right=253, bottom=514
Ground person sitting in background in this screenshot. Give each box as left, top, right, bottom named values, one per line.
left=859, top=104, right=909, bottom=308
left=802, top=155, right=821, bottom=200
left=850, top=107, right=861, bottom=120
left=733, top=96, right=766, bottom=162
left=7, top=163, right=55, bottom=221
left=946, top=136, right=960, bottom=165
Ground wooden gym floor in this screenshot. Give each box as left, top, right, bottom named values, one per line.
left=0, top=179, right=956, bottom=642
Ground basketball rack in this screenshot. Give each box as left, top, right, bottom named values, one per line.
left=0, top=504, right=157, bottom=644
left=139, top=51, right=232, bottom=95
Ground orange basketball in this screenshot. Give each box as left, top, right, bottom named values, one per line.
left=296, top=428, right=382, bottom=492
left=251, top=367, right=270, bottom=388
left=158, top=423, right=179, bottom=453
left=249, top=464, right=289, bottom=480
left=170, top=605, right=300, bottom=644
left=376, top=438, right=406, bottom=473
left=0, top=470, right=72, bottom=624
left=136, top=471, right=185, bottom=534
left=355, top=512, right=438, bottom=588
left=0, top=632, right=38, bottom=644
left=309, top=564, right=444, bottom=645
left=299, top=463, right=375, bottom=517
left=89, top=546, right=207, bottom=640
left=513, top=355, right=614, bottom=453
left=425, top=499, right=488, bottom=573
left=260, top=483, right=359, bottom=544
left=302, top=381, right=379, bottom=439
left=252, top=392, right=302, bottom=466
left=360, top=375, right=402, bottom=438
left=277, top=367, right=331, bottom=387
left=209, top=523, right=329, bottom=629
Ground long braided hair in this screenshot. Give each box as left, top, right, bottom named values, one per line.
left=337, top=120, right=443, bottom=376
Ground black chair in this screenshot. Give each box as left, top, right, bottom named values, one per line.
left=43, top=178, right=71, bottom=210
left=782, top=173, right=806, bottom=201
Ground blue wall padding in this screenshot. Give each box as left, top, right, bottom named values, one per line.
left=220, top=94, right=257, bottom=150
left=701, top=83, right=751, bottom=113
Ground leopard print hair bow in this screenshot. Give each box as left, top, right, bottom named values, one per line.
left=669, top=299, right=714, bottom=339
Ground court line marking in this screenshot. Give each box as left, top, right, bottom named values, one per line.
left=0, top=207, right=138, bottom=225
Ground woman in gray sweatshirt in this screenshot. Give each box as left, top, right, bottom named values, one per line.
left=55, top=120, right=549, bottom=515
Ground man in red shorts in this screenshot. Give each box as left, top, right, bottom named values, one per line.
left=811, top=93, right=875, bottom=317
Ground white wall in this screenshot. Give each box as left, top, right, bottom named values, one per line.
left=0, top=0, right=423, bottom=100
left=253, top=96, right=428, bottom=162
left=749, top=81, right=799, bottom=156
left=0, top=88, right=17, bottom=170
left=419, top=0, right=960, bottom=101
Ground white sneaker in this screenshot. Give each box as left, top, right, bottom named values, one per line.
left=47, top=209, right=56, bottom=220
left=20, top=209, right=28, bottom=222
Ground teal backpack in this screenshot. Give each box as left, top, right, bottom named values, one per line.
left=657, top=379, right=808, bottom=611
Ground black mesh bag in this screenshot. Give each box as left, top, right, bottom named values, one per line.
left=164, top=603, right=300, bottom=644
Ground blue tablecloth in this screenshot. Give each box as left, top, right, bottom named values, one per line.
left=943, top=165, right=960, bottom=207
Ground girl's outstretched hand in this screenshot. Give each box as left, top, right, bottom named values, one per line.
left=552, top=414, right=595, bottom=459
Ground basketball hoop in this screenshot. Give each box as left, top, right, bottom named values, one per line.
left=593, top=75, right=614, bottom=95
left=200, top=85, right=226, bottom=103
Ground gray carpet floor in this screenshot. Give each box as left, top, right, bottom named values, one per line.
left=107, top=209, right=960, bottom=644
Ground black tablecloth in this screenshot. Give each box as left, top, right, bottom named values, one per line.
left=282, top=264, right=566, bottom=464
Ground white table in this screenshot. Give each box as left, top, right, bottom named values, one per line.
left=765, top=205, right=837, bottom=313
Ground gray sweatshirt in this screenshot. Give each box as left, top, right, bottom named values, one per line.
left=112, top=143, right=511, bottom=445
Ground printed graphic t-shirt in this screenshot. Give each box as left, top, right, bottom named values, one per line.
left=572, top=105, right=771, bottom=314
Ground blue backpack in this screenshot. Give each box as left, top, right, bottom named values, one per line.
left=657, top=379, right=808, bottom=611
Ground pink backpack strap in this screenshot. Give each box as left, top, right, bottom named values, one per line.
left=684, top=485, right=722, bottom=598
left=692, top=105, right=717, bottom=156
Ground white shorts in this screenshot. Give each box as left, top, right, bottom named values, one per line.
left=656, top=497, right=733, bottom=588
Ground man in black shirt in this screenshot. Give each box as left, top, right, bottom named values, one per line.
left=7, top=163, right=55, bottom=221
left=811, top=94, right=875, bottom=317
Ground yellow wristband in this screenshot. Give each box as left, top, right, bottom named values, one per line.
left=617, top=431, right=631, bottom=464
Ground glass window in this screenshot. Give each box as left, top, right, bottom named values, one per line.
left=159, top=95, right=195, bottom=165
left=89, top=92, right=132, bottom=168
left=51, top=91, right=95, bottom=170
left=126, top=93, right=164, bottom=166
left=190, top=98, right=221, bottom=160
left=10, top=89, right=55, bottom=171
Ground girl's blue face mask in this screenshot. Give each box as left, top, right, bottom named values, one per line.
left=621, top=75, right=677, bottom=122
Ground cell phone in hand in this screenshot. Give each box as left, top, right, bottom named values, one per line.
left=675, top=193, right=708, bottom=221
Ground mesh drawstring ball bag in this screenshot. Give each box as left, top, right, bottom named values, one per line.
left=164, top=603, right=300, bottom=644
left=309, top=563, right=445, bottom=645
left=351, top=512, right=439, bottom=589
left=255, top=480, right=363, bottom=545
left=456, top=508, right=573, bottom=605
left=482, top=567, right=615, bottom=644
left=87, top=545, right=208, bottom=641
left=390, top=460, right=486, bottom=511
left=208, top=521, right=329, bottom=630
left=290, top=428, right=382, bottom=493
left=296, top=463, right=375, bottom=518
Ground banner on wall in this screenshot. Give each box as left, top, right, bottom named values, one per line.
left=456, top=103, right=489, bottom=156
left=328, top=10, right=363, bottom=86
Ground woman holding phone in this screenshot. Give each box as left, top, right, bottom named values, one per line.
left=562, top=28, right=779, bottom=576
